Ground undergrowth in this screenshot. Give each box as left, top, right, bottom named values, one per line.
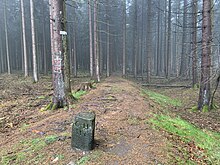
left=72, top=90, right=87, bottom=100
left=141, top=89, right=182, bottom=107
left=150, top=114, right=220, bottom=164
left=1, top=135, right=58, bottom=165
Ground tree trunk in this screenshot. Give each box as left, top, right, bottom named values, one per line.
left=122, top=0, right=126, bottom=77
left=4, top=0, right=11, bottom=75
left=106, top=0, right=110, bottom=77
left=133, top=0, right=138, bottom=78
left=63, top=0, right=72, bottom=101
left=94, top=0, right=100, bottom=82
left=88, top=0, right=93, bottom=77
left=50, top=0, right=66, bottom=109
left=166, top=0, right=171, bottom=79
left=156, top=1, right=161, bottom=76
left=180, top=0, right=188, bottom=77
left=21, top=0, right=28, bottom=77
left=42, top=0, right=47, bottom=75
left=198, top=0, right=212, bottom=111
left=192, top=0, right=198, bottom=87
left=30, top=0, right=38, bottom=82
left=146, top=0, right=152, bottom=83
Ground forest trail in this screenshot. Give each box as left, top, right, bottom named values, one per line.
left=0, top=75, right=168, bottom=164
left=75, top=75, right=168, bottom=164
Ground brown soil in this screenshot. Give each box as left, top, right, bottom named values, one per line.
left=0, top=74, right=219, bottom=165
left=0, top=74, right=167, bottom=165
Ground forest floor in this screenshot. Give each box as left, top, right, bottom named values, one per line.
left=0, top=73, right=220, bottom=165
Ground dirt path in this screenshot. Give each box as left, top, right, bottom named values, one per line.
left=1, top=76, right=168, bottom=164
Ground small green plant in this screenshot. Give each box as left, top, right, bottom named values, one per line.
left=127, top=116, right=141, bottom=125
left=141, top=89, right=182, bottom=107
left=72, top=90, right=87, bottom=100
left=150, top=114, right=220, bottom=164
left=76, top=151, right=102, bottom=165
left=19, top=123, right=29, bottom=131
left=1, top=135, right=58, bottom=165
left=45, top=135, right=58, bottom=144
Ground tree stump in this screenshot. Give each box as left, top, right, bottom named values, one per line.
left=71, top=112, right=96, bottom=151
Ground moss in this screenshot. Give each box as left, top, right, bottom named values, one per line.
left=141, top=89, right=182, bottom=107
left=202, top=105, right=209, bottom=112
left=191, top=106, right=198, bottom=112
left=149, top=114, right=220, bottom=164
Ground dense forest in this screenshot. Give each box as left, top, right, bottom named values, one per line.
left=0, top=0, right=220, bottom=164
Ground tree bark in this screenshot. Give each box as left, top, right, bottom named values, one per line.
left=192, top=0, right=198, bottom=87
left=94, top=0, right=100, bottom=82
left=166, top=0, right=171, bottom=79
left=133, top=0, right=138, bottom=78
left=30, top=0, right=38, bottom=82
left=198, top=0, right=212, bottom=111
left=122, top=0, right=126, bottom=77
left=63, top=0, right=72, bottom=101
left=21, top=0, right=28, bottom=77
left=50, top=0, right=66, bottom=109
left=4, top=0, right=11, bottom=75
left=180, top=0, right=188, bottom=77
left=146, top=0, right=152, bottom=83
left=88, top=0, right=93, bottom=77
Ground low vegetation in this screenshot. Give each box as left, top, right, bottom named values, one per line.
left=1, top=135, right=58, bottom=165
left=142, top=89, right=220, bottom=164
left=141, top=89, right=182, bottom=107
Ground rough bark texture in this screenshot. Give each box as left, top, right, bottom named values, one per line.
left=63, top=1, right=72, bottom=101
left=198, top=0, right=212, bottom=111
left=50, top=0, right=66, bottom=108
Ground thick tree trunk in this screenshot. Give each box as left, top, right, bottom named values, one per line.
left=63, top=1, right=72, bottom=100
left=50, top=0, right=66, bottom=108
left=198, top=0, right=212, bottom=111
left=30, top=0, right=38, bottom=82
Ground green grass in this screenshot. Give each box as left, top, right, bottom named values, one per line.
left=1, top=135, right=58, bottom=165
left=150, top=114, right=220, bottom=164
left=76, top=151, right=103, bottom=165
left=72, top=90, right=87, bottom=100
left=141, top=89, right=182, bottom=107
